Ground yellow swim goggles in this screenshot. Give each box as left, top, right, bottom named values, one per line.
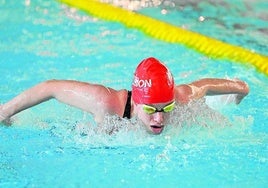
left=143, top=101, right=176, bottom=115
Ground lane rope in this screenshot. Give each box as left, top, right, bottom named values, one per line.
left=58, top=0, right=268, bottom=76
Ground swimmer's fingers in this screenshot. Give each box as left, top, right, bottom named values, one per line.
left=233, top=79, right=249, bottom=104
left=0, top=115, right=13, bottom=126
left=1, top=118, right=13, bottom=126
left=234, top=94, right=246, bottom=104
left=0, top=107, right=12, bottom=126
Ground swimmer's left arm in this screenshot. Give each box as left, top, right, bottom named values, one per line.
left=188, top=78, right=249, bottom=104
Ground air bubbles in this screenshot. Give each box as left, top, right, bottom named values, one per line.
left=199, top=16, right=205, bottom=22
left=161, top=9, right=168, bottom=15
left=25, top=0, right=30, bottom=6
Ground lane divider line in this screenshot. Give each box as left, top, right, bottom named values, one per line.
left=58, top=0, right=268, bottom=76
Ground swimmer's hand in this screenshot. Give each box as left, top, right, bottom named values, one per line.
left=0, top=106, right=12, bottom=126
left=234, top=93, right=247, bottom=104
left=0, top=118, right=12, bottom=126
left=234, top=80, right=249, bottom=104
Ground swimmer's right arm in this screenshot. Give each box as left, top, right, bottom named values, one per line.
left=0, top=80, right=123, bottom=124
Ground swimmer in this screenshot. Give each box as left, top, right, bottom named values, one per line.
left=0, top=57, right=249, bottom=134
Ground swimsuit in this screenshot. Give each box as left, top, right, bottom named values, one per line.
left=123, top=91, right=132, bottom=119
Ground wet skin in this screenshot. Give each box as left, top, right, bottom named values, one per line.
left=135, top=102, right=172, bottom=134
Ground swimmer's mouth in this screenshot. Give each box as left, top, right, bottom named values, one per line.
left=150, top=125, right=164, bottom=134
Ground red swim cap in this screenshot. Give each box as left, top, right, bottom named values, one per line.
left=132, top=57, right=175, bottom=104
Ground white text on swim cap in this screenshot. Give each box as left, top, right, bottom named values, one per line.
left=133, top=76, right=152, bottom=88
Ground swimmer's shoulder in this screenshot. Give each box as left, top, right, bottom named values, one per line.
left=108, top=89, right=129, bottom=117
left=175, top=84, right=193, bottom=104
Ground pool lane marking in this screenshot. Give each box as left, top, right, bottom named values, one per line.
left=58, top=0, right=268, bottom=76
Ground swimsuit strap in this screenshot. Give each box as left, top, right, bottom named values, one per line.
left=123, top=91, right=132, bottom=119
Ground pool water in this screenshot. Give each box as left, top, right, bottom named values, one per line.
left=0, top=0, right=268, bottom=187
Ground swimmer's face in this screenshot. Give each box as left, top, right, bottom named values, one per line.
left=135, top=102, right=174, bottom=134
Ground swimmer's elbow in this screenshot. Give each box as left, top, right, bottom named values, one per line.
left=40, top=80, right=64, bottom=99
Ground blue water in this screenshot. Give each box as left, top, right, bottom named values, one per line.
left=0, top=0, right=268, bottom=187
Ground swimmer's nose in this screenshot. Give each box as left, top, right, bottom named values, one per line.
left=153, top=112, right=164, bottom=124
